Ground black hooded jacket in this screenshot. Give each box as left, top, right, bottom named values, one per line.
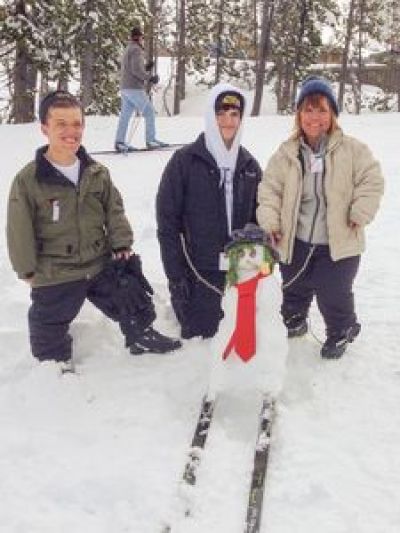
left=156, top=133, right=262, bottom=281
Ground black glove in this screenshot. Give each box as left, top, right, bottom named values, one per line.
left=145, top=60, right=154, bottom=71
left=124, top=254, right=154, bottom=296
left=149, top=74, right=159, bottom=85
left=111, top=258, right=156, bottom=328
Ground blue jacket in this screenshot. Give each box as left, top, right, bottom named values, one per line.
left=156, top=133, right=262, bottom=281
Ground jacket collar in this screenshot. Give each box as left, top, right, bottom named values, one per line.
left=35, top=145, right=96, bottom=186
left=188, top=133, right=252, bottom=172
left=281, top=127, right=344, bottom=161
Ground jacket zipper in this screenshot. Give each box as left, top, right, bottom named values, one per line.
left=287, top=158, right=303, bottom=263
left=308, top=172, right=320, bottom=242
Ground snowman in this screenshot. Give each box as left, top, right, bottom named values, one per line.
left=209, top=224, right=288, bottom=398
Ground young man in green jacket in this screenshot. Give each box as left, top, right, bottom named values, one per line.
left=7, top=91, right=180, bottom=371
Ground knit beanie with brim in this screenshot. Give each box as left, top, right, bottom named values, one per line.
left=296, top=76, right=339, bottom=116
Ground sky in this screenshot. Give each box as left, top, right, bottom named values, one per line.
left=0, top=95, right=399, bottom=532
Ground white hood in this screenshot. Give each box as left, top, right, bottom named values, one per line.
left=204, top=82, right=246, bottom=171
left=204, top=82, right=246, bottom=235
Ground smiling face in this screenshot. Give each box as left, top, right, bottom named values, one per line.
left=216, top=108, right=241, bottom=147
left=298, top=94, right=333, bottom=148
left=41, top=106, right=84, bottom=164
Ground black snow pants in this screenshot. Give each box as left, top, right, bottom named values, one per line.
left=28, top=266, right=151, bottom=362
left=171, top=270, right=226, bottom=340
left=279, top=238, right=360, bottom=335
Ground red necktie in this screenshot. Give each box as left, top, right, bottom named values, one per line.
left=223, top=272, right=266, bottom=362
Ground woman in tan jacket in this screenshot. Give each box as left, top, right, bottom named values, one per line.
left=257, top=76, right=384, bottom=358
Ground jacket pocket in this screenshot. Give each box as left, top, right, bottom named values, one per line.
left=37, top=240, right=76, bottom=258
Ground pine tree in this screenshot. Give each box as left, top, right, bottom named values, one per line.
left=270, top=0, right=337, bottom=113
left=385, top=0, right=400, bottom=111
left=252, top=0, right=275, bottom=116
left=1, top=1, right=46, bottom=122
left=337, top=0, right=385, bottom=113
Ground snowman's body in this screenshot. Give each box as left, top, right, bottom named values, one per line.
left=209, top=245, right=288, bottom=398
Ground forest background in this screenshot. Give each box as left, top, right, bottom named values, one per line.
left=1, top=0, right=400, bottom=123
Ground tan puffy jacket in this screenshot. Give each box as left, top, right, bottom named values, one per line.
left=257, top=128, right=384, bottom=264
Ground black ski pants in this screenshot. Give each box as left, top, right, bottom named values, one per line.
left=171, top=270, right=225, bottom=339
left=28, top=268, right=139, bottom=362
left=280, top=238, right=360, bottom=335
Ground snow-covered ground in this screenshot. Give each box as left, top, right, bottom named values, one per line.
left=0, top=108, right=399, bottom=533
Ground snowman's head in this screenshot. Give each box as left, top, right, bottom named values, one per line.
left=225, top=242, right=275, bottom=286
left=224, top=224, right=279, bottom=287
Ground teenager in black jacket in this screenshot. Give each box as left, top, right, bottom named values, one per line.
left=156, top=83, right=262, bottom=339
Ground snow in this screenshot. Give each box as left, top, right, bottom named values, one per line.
left=1, top=107, right=399, bottom=533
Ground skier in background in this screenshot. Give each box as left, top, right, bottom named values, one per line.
left=156, top=83, right=262, bottom=340
left=114, top=26, right=167, bottom=153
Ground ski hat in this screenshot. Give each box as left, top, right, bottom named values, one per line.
left=131, top=27, right=144, bottom=40
left=225, top=223, right=279, bottom=258
left=296, top=75, right=339, bottom=116
left=39, top=90, right=83, bottom=124
left=215, top=90, right=245, bottom=117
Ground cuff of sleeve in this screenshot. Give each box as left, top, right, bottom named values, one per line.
left=18, top=272, right=34, bottom=280
left=112, top=247, right=131, bottom=253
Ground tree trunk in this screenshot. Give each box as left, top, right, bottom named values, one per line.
left=281, top=60, right=292, bottom=112
left=214, top=0, right=224, bottom=85
left=338, top=0, right=356, bottom=112
left=173, top=0, right=186, bottom=115
left=290, top=0, right=309, bottom=110
left=351, top=0, right=365, bottom=114
left=13, top=41, right=36, bottom=123
left=251, top=0, right=275, bottom=116
left=252, top=0, right=258, bottom=63
left=80, top=3, right=95, bottom=109
left=147, top=0, right=156, bottom=63
left=12, top=0, right=36, bottom=123
left=39, top=71, right=49, bottom=102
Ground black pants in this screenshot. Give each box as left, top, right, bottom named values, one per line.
left=280, top=239, right=360, bottom=334
left=171, top=270, right=225, bottom=339
left=28, top=269, right=140, bottom=362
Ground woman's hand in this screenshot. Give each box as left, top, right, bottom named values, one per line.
left=271, top=231, right=282, bottom=246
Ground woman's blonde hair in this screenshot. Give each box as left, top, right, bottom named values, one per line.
left=293, top=94, right=339, bottom=139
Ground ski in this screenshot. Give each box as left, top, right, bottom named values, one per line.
left=161, top=394, right=215, bottom=533
left=182, top=394, right=215, bottom=487
left=244, top=396, right=275, bottom=533
left=90, top=143, right=185, bottom=156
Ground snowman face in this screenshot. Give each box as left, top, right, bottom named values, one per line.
left=237, top=244, right=264, bottom=273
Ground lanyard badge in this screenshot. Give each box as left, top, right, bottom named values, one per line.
left=51, top=199, right=60, bottom=222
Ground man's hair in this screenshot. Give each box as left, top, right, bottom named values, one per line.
left=39, top=91, right=83, bottom=124
left=131, top=26, right=144, bottom=40
left=214, top=90, right=244, bottom=117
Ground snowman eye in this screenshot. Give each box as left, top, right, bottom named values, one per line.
left=238, top=249, right=245, bottom=258
left=249, top=248, right=257, bottom=257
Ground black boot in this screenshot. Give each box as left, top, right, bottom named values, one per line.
left=284, top=313, right=308, bottom=338
left=321, top=323, right=361, bottom=359
left=129, top=326, right=182, bottom=355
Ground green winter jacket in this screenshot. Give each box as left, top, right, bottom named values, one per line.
left=7, top=146, right=133, bottom=287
